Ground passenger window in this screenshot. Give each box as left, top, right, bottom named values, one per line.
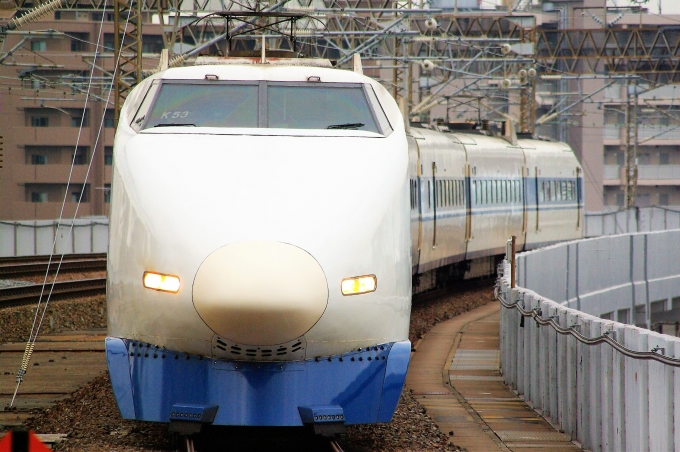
left=551, top=181, right=557, bottom=202
left=446, top=181, right=450, bottom=206
left=438, top=181, right=442, bottom=207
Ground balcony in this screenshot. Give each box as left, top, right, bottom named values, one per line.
left=15, top=127, right=91, bottom=147
left=603, top=125, right=680, bottom=145
left=603, top=165, right=622, bottom=183
left=13, top=202, right=92, bottom=220
left=638, top=165, right=680, bottom=185
left=13, top=164, right=91, bottom=184
left=603, top=165, right=680, bottom=185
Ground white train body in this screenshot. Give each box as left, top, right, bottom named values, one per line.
left=106, top=60, right=412, bottom=427
left=105, top=57, right=584, bottom=429
left=408, top=127, right=583, bottom=289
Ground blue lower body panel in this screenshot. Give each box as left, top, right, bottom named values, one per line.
left=105, top=337, right=411, bottom=426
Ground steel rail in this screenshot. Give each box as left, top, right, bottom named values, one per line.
left=0, top=258, right=106, bottom=278
left=330, top=439, right=344, bottom=452
left=0, top=278, right=106, bottom=309
left=495, top=284, right=680, bottom=367
left=0, top=253, right=106, bottom=266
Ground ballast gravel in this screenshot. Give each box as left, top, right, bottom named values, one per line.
left=16, top=282, right=495, bottom=451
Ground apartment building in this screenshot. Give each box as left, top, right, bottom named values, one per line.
left=602, top=84, right=680, bottom=209
left=0, top=11, right=162, bottom=220
left=1, top=0, right=679, bottom=220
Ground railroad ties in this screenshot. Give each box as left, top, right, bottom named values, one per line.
left=0, top=329, right=107, bottom=430
left=0, top=253, right=107, bottom=308
left=407, top=302, right=581, bottom=452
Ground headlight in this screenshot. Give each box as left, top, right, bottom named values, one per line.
left=143, top=271, right=180, bottom=293
left=341, top=275, right=377, bottom=296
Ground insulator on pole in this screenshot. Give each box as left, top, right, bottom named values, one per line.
left=7, top=0, right=64, bottom=31
left=16, top=341, right=35, bottom=383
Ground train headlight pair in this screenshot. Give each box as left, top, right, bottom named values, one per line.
left=143, top=271, right=375, bottom=296
left=143, top=271, right=180, bottom=293
left=341, top=275, right=377, bottom=296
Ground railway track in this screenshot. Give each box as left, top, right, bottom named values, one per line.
left=0, top=278, right=106, bottom=309
left=0, top=253, right=106, bottom=278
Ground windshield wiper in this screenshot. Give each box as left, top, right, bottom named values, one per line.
left=152, top=123, right=196, bottom=128
left=327, top=123, right=364, bottom=130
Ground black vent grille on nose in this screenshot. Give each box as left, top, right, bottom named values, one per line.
left=212, top=335, right=306, bottom=361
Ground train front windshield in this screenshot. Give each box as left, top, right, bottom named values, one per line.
left=138, top=82, right=386, bottom=134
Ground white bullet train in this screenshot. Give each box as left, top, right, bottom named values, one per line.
left=408, top=123, right=584, bottom=293
left=105, top=55, right=583, bottom=433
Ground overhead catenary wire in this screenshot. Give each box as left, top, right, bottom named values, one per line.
left=9, top=1, right=133, bottom=408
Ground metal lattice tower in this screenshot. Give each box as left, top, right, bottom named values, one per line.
left=113, top=0, right=142, bottom=127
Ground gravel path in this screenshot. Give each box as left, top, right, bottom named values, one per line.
left=14, top=282, right=495, bottom=451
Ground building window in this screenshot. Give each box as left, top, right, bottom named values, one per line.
left=103, top=34, right=115, bottom=52
left=31, top=155, right=47, bottom=165
left=660, top=194, right=669, bottom=206
left=31, top=192, right=47, bottom=203
left=616, top=152, right=624, bottom=166
left=31, top=117, right=48, bottom=127
left=105, top=147, right=113, bottom=165
left=31, top=41, right=46, bottom=52
left=104, top=184, right=111, bottom=203
left=72, top=117, right=84, bottom=127
left=637, top=194, right=651, bottom=207
left=73, top=148, right=88, bottom=165
left=71, top=186, right=89, bottom=203
left=104, top=110, right=115, bottom=128
left=660, top=153, right=670, bottom=165
left=616, top=193, right=624, bottom=207
left=69, top=33, right=88, bottom=52
left=142, top=35, right=164, bottom=54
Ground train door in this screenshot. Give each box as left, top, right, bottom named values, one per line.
left=408, top=135, right=422, bottom=272
left=432, top=162, right=438, bottom=249
left=464, top=163, right=472, bottom=245
left=534, top=166, right=540, bottom=232
left=418, top=155, right=437, bottom=271
left=576, top=167, right=582, bottom=230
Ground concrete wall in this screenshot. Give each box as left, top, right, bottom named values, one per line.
left=517, top=230, right=680, bottom=328
left=585, top=207, right=680, bottom=237
left=499, top=230, right=680, bottom=451
left=0, top=219, right=109, bottom=257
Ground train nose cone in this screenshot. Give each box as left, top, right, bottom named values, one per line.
left=192, top=241, right=328, bottom=346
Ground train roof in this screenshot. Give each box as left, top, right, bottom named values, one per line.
left=411, top=125, right=573, bottom=154
left=154, top=61, right=368, bottom=85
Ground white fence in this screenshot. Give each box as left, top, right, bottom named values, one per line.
left=498, top=230, right=680, bottom=452
left=585, top=207, right=680, bottom=237
left=0, top=219, right=109, bottom=257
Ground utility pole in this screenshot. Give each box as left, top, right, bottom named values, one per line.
left=624, top=77, right=639, bottom=208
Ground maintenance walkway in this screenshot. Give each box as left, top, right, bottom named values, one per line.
left=406, top=302, right=581, bottom=452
